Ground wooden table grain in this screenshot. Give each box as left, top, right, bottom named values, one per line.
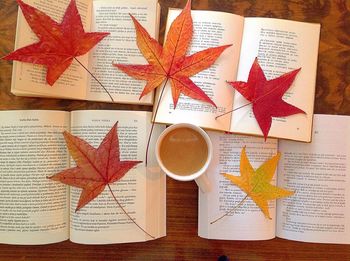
left=1, top=0, right=350, bottom=260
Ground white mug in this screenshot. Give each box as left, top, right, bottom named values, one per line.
left=155, top=123, right=212, bottom=193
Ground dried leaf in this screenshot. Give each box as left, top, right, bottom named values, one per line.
left=114, top=0, right=231, bottom=108
left=228, top=58, right=305, bottom=139
left=3, top=0, right=109, bottom=85
left=223, top=147, right=294, bottom=219
left=48, top=123, right=141, bottom=211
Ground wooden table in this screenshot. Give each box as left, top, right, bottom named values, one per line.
left=0, top=0, right=349, bottom=260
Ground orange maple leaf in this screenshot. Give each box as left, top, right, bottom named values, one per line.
left=48, top=123, right=154, bottom=238
left=3, top=0, right=109, bottom=86
left=114, top=0, right=231, bottom=108
left=49, top=123, right=141, bottom=211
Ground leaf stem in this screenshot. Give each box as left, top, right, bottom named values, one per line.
left=215, top=102, right=252, bottom=120
left=74, top=57, right=114, bottom=102
left=145, top=78, right=169, bottom=166
left=210, top=194, right=248, bottom=224
left=107, top=184, right=155, bottom=239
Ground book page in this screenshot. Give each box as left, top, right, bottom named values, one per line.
left=11, top=0, right=92, bottom=99
left=0, top=110, right=70, bottom=245
left=86, top=0, right=159, bottom=104
left=69, top=110, right=165, bottom=244
left=276, top=114, right=350, bottom=244
left=231, top=18, right=320, bottom=142
left=154, top=10, right=243, bottom=131
left=199, top=131, right=278, bottom=240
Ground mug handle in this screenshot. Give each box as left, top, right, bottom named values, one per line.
left=195, top=173, right=211, bottom=193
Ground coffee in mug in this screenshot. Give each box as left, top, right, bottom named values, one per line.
left=156, top=123, right=212, bottom=192
left=159, top=127, right=208, bottom=176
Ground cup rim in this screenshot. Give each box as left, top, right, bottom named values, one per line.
left=155, top=123, right=212, bottom=181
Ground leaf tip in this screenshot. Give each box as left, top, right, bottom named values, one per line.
left=139, top=91, right=146, bottom=100
left=62, top=130, right=69, bottom=137
left=210, top=99, right=217, bottom=108
left=75, top=204, right=82, bottom=213
left=1, top=54, right=11, bottom=61
left=223, top=44, right=233, bottom=49
left=276, top=151, right=281, bottom=159
left=46, top=75, right=56, bottom=86
left=184, top=0, right=192, bottom=10
left=111, top=121, right=119, bottom=133
left=262, top=128, right=270, bottom=141
left=226, top=80, right=236, bottom=88
left=112, top=63, right=124, bottom=71
left=221, top=173, right=230, bottom=179
left=16, top=0, right=24, bottom=7
left=129, top=13, right=138, bottom=25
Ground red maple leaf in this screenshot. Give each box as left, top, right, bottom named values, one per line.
left=228, top=58, right=305, bottom=139
left=3, top=0, right=109, bottom=85
left=114, top=0, right=231, bottom=108
left=48, top=123, right=141, bottom=211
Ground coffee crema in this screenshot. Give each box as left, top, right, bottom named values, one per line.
left=159, top=127, right=208, bottom=176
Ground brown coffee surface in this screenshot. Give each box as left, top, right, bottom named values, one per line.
left=159, top=127, right=208, bottom=176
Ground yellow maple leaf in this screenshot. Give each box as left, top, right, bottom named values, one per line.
left=223, top=147, right=294, bottom=219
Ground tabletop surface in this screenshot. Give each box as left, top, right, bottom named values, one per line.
left=0, top=0, right=350, bottom=260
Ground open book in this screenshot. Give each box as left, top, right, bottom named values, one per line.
left=0, top=110, right=165, bottom=245
left=154, top=9, right=320, bottom=142
left=10, top=0, right=160, bottom=104
left=199, top=114, right=350, bottom=244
